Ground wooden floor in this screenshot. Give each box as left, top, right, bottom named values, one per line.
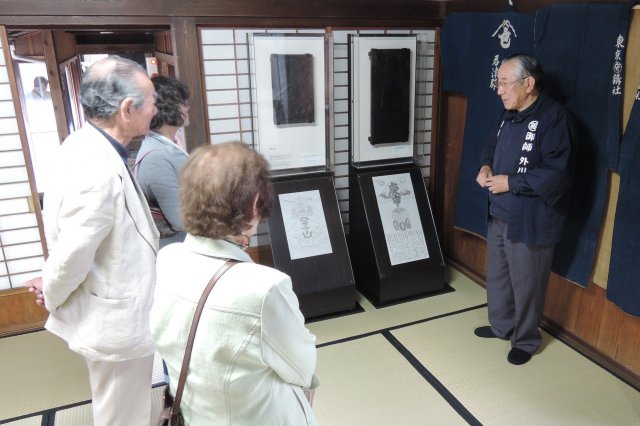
left=1, top=267, right=639, bottom=425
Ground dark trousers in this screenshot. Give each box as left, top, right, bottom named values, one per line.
left=486, top=218, right=555, bottom=353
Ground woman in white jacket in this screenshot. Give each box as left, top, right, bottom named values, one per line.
left=150, top=142, right=319, bottom=425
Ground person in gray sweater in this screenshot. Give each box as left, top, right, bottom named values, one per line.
left=135, top=76, right=190, bottom=248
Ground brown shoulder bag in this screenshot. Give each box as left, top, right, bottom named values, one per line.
left=157, top=260, right=239, bottom=426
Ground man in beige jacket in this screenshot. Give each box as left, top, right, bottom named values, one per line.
left=27, top=56, right=159, bottom=425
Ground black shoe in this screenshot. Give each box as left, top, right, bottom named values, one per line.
left=508, top=348, right=532, bottom=365
left=474, top=326, right=499, bottom=338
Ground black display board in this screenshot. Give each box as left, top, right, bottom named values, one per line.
left=267, top=174, right=356, bottom=319
left=369, top=48, right=411, bottom=145
left=348, top=164, right=445, bottom=305
left=270, top=53, right=315, bottom=126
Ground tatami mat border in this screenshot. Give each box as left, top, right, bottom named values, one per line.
left=0, top=365, right=166, bottom=425
left=0, top=399, right=90, bottom=425
left=0, top=329, right=43, bottom=340
left=383, top=330, right=482, bottom=426
left=315, top=305, right=487, bottom=425
left=317, top=303, right=488, bottom=348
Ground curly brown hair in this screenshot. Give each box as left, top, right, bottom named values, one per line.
left=149, top=76, right=189, bottom=130
left=179, top=142, right=273, bottom=239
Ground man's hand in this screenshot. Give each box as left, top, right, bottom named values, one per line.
left=485, top=174, right=510, bottom=194
left=476, top=165, right=493, bottom=187
left=25, top=277, right=45, bottom=307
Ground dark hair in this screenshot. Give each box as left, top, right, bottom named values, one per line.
left=34, top=76, right=48, bottom=88
left=502, top=54, right=544, bottom=92
left=150, top=76, right=190, bottom=130
left=80, top=56, right=148, bottom=120
left=180, top=142, right=273, bottom=239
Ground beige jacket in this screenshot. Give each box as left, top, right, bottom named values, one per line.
left=42, top=124, right=159, bottom=362
left=150, top=235, right=318, bottom=426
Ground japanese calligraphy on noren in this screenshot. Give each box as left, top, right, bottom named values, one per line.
left=612, top=34, right=625, bottom=96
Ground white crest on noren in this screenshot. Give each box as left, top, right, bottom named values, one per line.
left=492, top=20, right=518, bottom=49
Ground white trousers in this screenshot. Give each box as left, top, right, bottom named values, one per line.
left=85, top=354, right=154, bottom=426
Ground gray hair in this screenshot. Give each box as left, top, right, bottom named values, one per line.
left=501, top=54, right=544, bottom=92
left=80, top=56, right=149, bottom=120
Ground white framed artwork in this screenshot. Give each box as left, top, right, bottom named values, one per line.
left=250, top=34, right=328, bottom=172
left=350, top=35, right=417, bottom=165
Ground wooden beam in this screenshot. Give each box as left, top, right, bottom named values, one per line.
left=0, top=16, right=169, bottom=27
left=41, top=30, right=70, bottom=142
left=171, top=17, right=207, bottom=153
left=75, top=43, right=154, bottom=54
left=443, top=0, right=630, bottom=15
left=153, top=50, right=175, bottom=66
left=0, top=0, right=445, bottom=20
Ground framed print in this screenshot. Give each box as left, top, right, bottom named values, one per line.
left=350, top=35, right=416, bottom=165
left=251, top=34, right=330, bottom=173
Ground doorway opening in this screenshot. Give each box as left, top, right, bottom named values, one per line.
left=7, top=28, right=173, bottom=195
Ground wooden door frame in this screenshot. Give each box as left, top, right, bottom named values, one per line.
left=0, top=17, right=208, bottom=336
left=0, top=25, right=48, bottom=336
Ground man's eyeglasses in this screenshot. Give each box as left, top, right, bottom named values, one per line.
left=493, top=76, right=529, bottom=90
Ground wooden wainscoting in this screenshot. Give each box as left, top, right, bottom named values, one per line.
left=0, top=247, right=272, bottom=338
left=0, top=289, right=47, bottom=337
left=543, top=273, right=640, bottom=386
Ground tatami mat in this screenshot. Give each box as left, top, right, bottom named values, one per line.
left=391, top=308, right=640, bottom=425
left=313, top=333, right=467, bottom=425
left=0, top=331, right=166, bottom=424
left=2, top=267, right=638, bottom=425
left=0, top=331, right=91, bottom=422
left=53, top=386, right=165, bottom=425
left=0, top=418, right=41, bottom=426
left=307, top=268, right=487, bottom=344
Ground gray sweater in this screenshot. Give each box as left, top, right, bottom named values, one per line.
left=134, top=131, right=189, bottom=247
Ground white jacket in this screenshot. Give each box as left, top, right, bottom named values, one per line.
left=42, top=124, right=159, bottom=362
left=150, top=235, right=319, bottom=426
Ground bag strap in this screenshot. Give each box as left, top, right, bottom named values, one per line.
left=171, top=259, right=240, bottom=417
left=132, top=149, right=160, bottom=177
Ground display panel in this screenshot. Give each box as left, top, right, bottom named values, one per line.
left=350, top=35, right=416, bottom=165
left=267, top=175, right=356, bottom=319
left=251, top=34, right=328, bottom=172
left=348, top=164, right=445, bottom=305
